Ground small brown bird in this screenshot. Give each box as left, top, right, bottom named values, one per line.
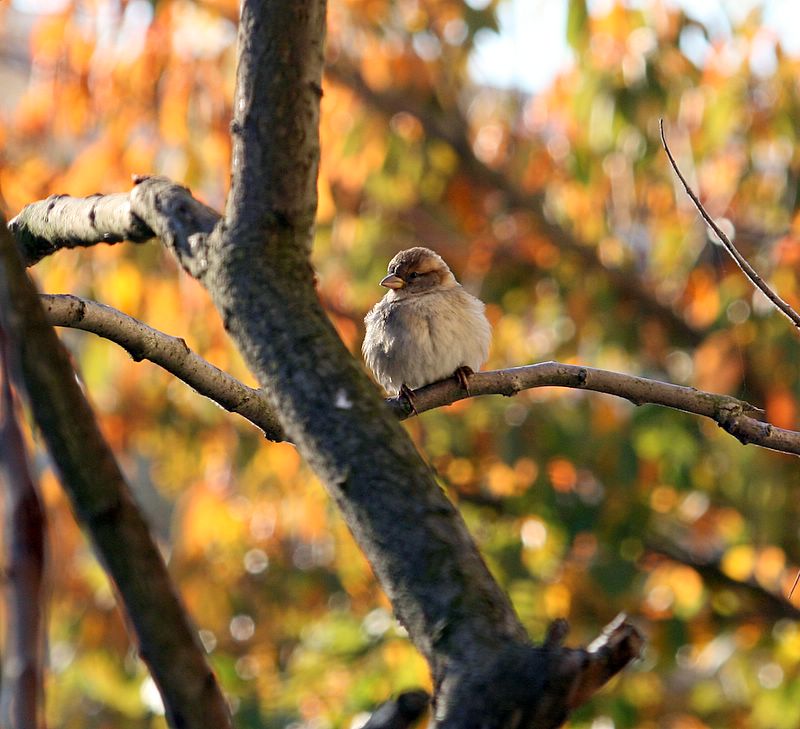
left=362, top=247, right=491, bottom=397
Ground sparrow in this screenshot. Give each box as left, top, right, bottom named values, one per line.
left=362, top=246, right=491, bottom=399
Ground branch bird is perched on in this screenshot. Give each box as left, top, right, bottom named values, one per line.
left=362, top=247, right=491, bottom=402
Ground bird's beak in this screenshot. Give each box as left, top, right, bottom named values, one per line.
left=380, top=274, right=405, bottom=289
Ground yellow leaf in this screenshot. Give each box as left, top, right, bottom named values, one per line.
left=721, top=544, right=755, bottom=582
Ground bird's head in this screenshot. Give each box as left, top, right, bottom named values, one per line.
left=380, top=247, right=457, bottom=295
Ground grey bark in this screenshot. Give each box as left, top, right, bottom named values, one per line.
left=193, top=1, right=641, bottom=725
left=9, top=192, right=154, bottom=265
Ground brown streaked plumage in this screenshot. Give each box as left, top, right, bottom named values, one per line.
left=362, top=247, right=491, bottom=396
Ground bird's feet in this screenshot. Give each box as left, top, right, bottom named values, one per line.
left=454, top=365, right=474, bottom=396
left=399, top=383, right=418, bottom=415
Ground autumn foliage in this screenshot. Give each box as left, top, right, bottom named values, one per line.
left=2, top=1, right=800, bottom=727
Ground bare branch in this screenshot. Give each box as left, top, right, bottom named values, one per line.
left=646, top=538, right=800, bottom=621
left=128, top=176, right=220, bottom=279
left=43, top=293, right=793, bottom=457
left=0, top=219, right=233, bottom=729
left=563, top=614, right=644, bottom=711
left=40, top=293, right=286, bottom=441
left=225, top=1, right=325, bottom=247
left=9, top=188, right=798, bottom=457
left=660, top=119, right=800, bottom=331
left=435, top=615, right=643, bottom=728
left=388, top=362, right=799, bottom=456
left=0, top=335, right=46, bottom=729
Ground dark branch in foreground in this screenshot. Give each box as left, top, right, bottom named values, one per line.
left=0, top=220, right=233, bottom=729
left=0, top=335, right=46, bottom=729
left=660, top=119, right=800, bottom=332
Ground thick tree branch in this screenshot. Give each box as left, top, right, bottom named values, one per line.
left=40, top=293, right=286, bottom=441
left=9, top=192, right=154, bottom=265
left=10, top=177, right=220, bottom=278
left=326, top=63, right=703, bottom=347
left=207, top=2, right=535, bottom=677
left=660, top=119, right=800, bottom=331
left=0, top=336, right=46, bottom=729
left=194, top=2, right=641, bottom=725
left=4, top=16, right=657, bottom=725
left=0, top=221, right=232, bottom=729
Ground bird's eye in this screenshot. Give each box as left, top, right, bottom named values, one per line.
left=408, top=272, right=419, bottom=280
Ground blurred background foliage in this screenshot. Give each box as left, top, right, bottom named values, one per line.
left=2, top=0, right=800, bottom=727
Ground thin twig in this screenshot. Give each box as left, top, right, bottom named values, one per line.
left=789, top=570, right=800, bottom=600
left=660, top=118, right=800, bottom=331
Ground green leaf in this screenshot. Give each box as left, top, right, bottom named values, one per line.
left=567, top=0, right=589, bottom=50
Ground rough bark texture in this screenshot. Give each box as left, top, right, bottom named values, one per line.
left=10, top=179, right=220, bottom=274
left=195, top=1, right=642, bottom=724
left=204, top=0, right=531, bottom=685
left=361, top=690, right=430, bottom=729
left=0, top=222, right=233, bottom=729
